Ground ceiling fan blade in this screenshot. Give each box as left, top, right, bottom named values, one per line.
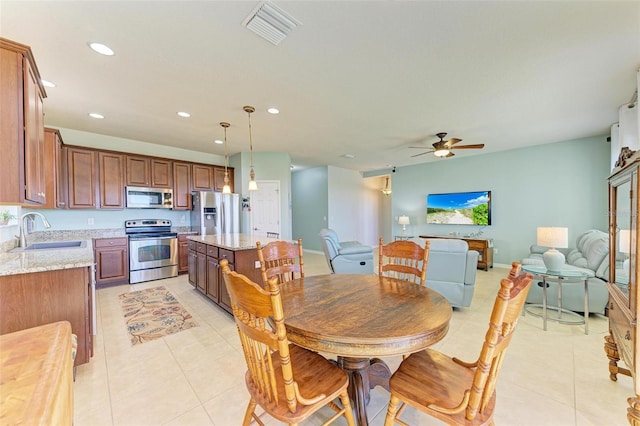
left=408, top=146, right=432, bottom=149
left=444, top=138, right=463, bottom=147
left=411, top=151, right=431, bottom=158
left=451, top=144, right=485, bottom=150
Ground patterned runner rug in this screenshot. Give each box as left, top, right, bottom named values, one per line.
left=119, top=286, right=197, bottom=345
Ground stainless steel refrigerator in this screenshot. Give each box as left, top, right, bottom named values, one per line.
left=191, top=191, right=241, bottom=235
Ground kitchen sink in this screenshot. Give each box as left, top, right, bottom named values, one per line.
left=10, top=240, right=87, bottom=252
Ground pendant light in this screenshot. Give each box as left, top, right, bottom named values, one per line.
left=381, top=176, right=392, bottom=195
left=244, top=105, right=258, bottom=191
left=220, top=122, right=232, bottom=194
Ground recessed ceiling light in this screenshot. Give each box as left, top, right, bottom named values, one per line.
left=88, top=42, right=114, bottom=56
left=214, top=139, right=224, bottom=145
left=89, top=113, right=104, bottom=119
left=41, top=79, right=56, bottom=88
left=177, top=111, right=191, bottom=118
left=342, top=154, right=355, bottom=159
left=267, top=107, right=280, bottom=114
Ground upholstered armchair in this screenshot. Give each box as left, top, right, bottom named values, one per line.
left=422, top=238, right=479, bottom=308
left=319, top=228, right=374, bottom=274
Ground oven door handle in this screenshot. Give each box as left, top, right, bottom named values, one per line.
left=129, top=236, right=177, bottom=241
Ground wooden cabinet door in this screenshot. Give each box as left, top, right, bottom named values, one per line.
left=196, top=252, right=207, bottom=294
left=126, top=155, right=150, bottom=187
left=37, top=128, right=59, bottom=209
left=178, top=235, right=189, bottom=274
left=94, top=237, right=129, bottom=285
left=151, top=159, right=172, bottom=188
left=173, top=161, right=191, bottom=210
left=98, top=152, right=125, bottom=209
left=66, top=147, right=97, bottom=209
left=192, top=164, right=213, bottom=190
left=54, top=133, right=67, bottom=209
left=218, top=261, right=233, bottom=312
left=206, top=256, right=220, bottom=302
left=23, top=56, right=45, bottom=204
left=188, top=249, right=197, bottom=287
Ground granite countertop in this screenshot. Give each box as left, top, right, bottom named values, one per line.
left=187, top=233, right=280, bottom=250
left=0, top=240, right=95, bottom=277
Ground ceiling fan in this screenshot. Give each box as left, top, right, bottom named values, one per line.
left=409, top=132, right=485, bottom=158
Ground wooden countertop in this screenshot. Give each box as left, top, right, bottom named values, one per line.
left=0, top=321, right=74, bottom=425
left=187, top=233, right=280, bottom=250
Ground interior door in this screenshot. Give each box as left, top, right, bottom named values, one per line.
left=250, top=181, right=281, bottom=237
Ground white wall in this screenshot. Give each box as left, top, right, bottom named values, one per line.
left=327, top=166, right=379, bottom=246
left=57, top=127, right=225, bottom=165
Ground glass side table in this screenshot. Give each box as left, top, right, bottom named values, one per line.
left=394, top=235, right=415, bottom=241
left=521, top=264, right=593, bottom=335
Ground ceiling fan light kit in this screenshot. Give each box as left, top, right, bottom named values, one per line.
left=409, top=132, right=484, bottom=159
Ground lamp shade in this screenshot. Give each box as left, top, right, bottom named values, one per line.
left=537, top=227, right=568, bottom=248
left=398, top=215, right=410, bottom=226
left=619, top=229, right=631, bottom=254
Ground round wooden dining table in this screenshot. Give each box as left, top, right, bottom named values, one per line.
left=279, top=273, right=452, bottom=426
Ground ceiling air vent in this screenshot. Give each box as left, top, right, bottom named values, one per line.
left=242, top=1, right=301, bottom=45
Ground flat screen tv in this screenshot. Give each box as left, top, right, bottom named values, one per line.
left=426, top=191, right=491, bottom=225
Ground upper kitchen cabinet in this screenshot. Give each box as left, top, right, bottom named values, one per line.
left=151, top=159, right=172, bottom=188
left=98, top=152, right=125, bottom=209
left=0, top=38, right=47, bottom=205
left=126, top=155, right=151, bottom=187
left=192, top=164, right=214, bottom=191
left=125, top=155, right=172, bottom=188
left=66, top=146, right=97, bottom=209
left=34, top=128, right=62, bottom=209
left=173, top=161, right=192, bottom=210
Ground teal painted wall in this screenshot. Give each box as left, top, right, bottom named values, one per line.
left=388, top=136, right=610, bottom=265
left=292, top=167, right=328, bottom=251
left=234, top=152, right=292, bottom=238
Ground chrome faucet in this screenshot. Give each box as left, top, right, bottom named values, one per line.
left=17, top=212, right=52, bottom=248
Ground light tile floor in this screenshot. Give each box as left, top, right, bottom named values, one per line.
left=74, top=252, right=633, bottom=425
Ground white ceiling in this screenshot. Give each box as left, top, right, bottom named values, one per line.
left=1, top=1, right=638, bottom=172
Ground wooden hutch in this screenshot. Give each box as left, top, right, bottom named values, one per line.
left=605, top=147, right=640, bottom=424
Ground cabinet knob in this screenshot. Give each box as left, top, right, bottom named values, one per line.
left=610, top=302, right=615, bottom=310
left=626, top=330, right=631, bottom=340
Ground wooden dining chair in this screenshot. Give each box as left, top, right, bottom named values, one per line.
left=384, top=262, right=533, bottom=426
left=219, top=259, right=355, bottom=426
left=379, top=238, right=430, bottom=285
left=256, top=238, right=304, bottom=286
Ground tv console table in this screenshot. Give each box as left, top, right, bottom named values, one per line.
left=419, top=235, right=493, bottom=271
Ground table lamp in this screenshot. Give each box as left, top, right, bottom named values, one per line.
left=619, top=229, right=631, bottom=273
left=537, top=227, right=568, bottom=272
left=399, top=215, right=410, bottom=236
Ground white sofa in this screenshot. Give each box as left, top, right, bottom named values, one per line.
left=521, top=229, right=609, bottom=314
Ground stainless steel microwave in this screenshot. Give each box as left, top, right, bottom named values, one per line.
left=126, top=186, right=173, bottom=209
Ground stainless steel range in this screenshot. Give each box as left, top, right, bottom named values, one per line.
left=125, top=219, right=178, bottom=284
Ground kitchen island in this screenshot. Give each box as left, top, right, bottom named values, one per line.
left=0, top=241, right=95, bottom=366
left=187, top=233, right=279, bottom=314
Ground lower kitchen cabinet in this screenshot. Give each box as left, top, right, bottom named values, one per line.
left=0, top=267, right=93, bottom=367
left=188, top=242, right=197, bottom=287
left=186, top=237, right=261, bottom=315
left=93, top=237, right=129, bottom=286
left=178, top=234, right=190, bottom=274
